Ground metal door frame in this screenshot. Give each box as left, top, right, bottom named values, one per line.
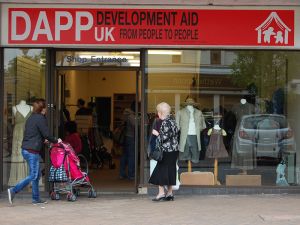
left=51, top=49, right=144, bottom=193
left=0, top=48, right=4, bottom=191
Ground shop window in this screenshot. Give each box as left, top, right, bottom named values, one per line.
left=145, top=49, right=300, bottom=188
left=2, top=48, right=46, bottom=190
left=210, top=50, right=221, bottom=65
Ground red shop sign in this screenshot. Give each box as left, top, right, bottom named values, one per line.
left=8, top=8, right=294, bottom=46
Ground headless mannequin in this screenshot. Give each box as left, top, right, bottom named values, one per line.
left=12, top=100, right=32, bottom=118
left=240, top=98, right=249, bottom=175
left=186, top=105, right=196, bottom=172
left=8, top=100, right=32, bottom=186
left=207, top=121, right=227, bottom=185
left=231, top=98, right=256, bottom=173
left=187, top=105, right=196, bottom=172
left=176, top=102, right=206, bottom=172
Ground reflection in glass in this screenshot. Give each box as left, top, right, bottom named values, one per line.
left=3, top=49, right=46, bottom=190
left=145, top=50, right=300, bottom=187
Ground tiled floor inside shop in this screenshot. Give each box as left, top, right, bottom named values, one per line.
left=88, top=158, right=135, bottom=192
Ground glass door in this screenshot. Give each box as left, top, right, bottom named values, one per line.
left=52, top=67, right=141, bottom=193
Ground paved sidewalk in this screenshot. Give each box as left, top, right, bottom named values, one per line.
left=0, top=194, right=300, bottom=225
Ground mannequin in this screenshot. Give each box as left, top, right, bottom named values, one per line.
left=231, top=97, right=256, bottom=174
left=232, top=98, right=255, bottom=122
left=8, top=100, right=32, bottom=186
left=206, top=117, right=228, bottom=185
left=176, top=98, right=206, bottom=172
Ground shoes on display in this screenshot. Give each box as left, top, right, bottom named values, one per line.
left=8, top=188, right=15, bottom=205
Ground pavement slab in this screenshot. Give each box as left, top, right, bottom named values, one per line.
left=0, top=194, right=300, bottom=225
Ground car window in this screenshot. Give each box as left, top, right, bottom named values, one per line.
left=242, top=115, right=288, bottom=129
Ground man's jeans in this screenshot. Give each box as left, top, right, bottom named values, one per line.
left=12, top=149, right=41, bottom=202
left=120, top=136, right=135, bottom=179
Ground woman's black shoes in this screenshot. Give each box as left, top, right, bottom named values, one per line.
left=152, top=195, right=165, bottom=202
left=152, top=194, right=174, bottom=202
left=165, top=194, right=174, bottom=201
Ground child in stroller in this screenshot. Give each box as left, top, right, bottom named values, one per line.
left=64, top=121, right=82, bottom=154
left=49, top=142, right=97, bottom=201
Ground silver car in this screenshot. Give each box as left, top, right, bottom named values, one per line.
left=235, top=114, right=296, bottom=158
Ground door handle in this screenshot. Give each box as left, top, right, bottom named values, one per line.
left=47, top=103, right=55, bottom=108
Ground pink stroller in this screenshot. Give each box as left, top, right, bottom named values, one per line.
left=49, top=142, right=97, bottom=201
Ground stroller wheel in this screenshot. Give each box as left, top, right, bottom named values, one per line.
left=73, top=188, right=80, bottom=197
left=67, top=193, right=77, bottom=202
left=50, top=191, right=60, bottom=200
left=88, top=189, right=97, bottom=198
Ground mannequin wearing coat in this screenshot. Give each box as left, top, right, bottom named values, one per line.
left=176, top=98, right=206, bottom=165
left=8, top=100, right=32, bottom=186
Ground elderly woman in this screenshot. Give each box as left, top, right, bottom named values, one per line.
left=149, top=102, right=179, bottom=201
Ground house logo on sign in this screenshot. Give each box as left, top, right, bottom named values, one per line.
left=255, top=12, right=291, bottom=45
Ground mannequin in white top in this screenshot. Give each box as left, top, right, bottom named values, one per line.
left=207, top=123, right=227, bottom=136
left=186, top=105, right=197, bottom=135
left=8, top=100, right=32, bottom=186
left=176, top=98, right=206, bottom=171
left=12, top=100, right=32, bottom=117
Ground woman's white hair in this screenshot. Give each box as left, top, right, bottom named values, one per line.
left=156, top=102, right=171, bottom=117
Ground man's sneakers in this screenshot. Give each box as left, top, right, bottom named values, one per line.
left=7, top=188, right=15, bottom=205
left=8, top=188, right=48, bottom=205
left=32, top=199, right=48, bottom=205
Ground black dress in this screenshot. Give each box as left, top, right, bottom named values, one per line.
left=148, top=116, right=179, bottom=186
left=149, top=151, right=178, bottom=186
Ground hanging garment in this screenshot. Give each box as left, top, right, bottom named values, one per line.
left=176, top=107, right=206, bottom=153
left=8, top=107, right=31, bottom=186
left=206, top=128, right=228, bottom=159
left=179, top=135, right=200, bottom=163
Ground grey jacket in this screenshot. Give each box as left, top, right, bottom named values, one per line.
left=22, top=113, right=58, bottom=152
left=176, top=107, right=206, bottom=152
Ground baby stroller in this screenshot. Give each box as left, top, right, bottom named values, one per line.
left=89, top=128, right=115, bottom=169
left=49, top=142, right=97, bottom=201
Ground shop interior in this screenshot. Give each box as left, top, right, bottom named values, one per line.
left=58, top=69, right=138, bottom=192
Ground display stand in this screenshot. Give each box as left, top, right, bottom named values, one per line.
left=188, top=160, right=192, bottom=172
left=206, top=123, right=228, bottom=186
left=239, top=169, right=248, bottom=175
left=214, top=158, right=220, bottom=185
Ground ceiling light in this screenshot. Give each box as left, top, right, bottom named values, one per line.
left=148, top=50, right=182, bottom=55
left=78, top=55, right=134, bottom=60
left=129, top=63, right=140, bottom=67
left=128, top=59, right=140, bottom=63
left=121, top=51, right=140, bottom=54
